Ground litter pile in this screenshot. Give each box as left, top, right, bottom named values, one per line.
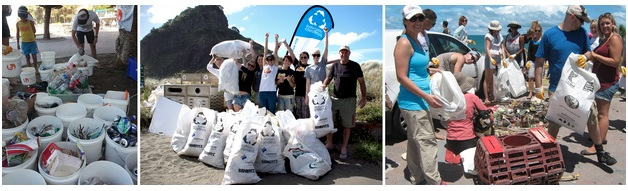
left=46, top=62, right=89, bottom=94
left=106, top=115, right=137, bottom=148
left=2, top=132, right=38, bottom=167
left=2, top=99, right=29, bottom=129
left=39, top=142, right=84, bottom=177
left=70, top=124, right=104, bottom=140
left=490, top=98, right=549, bottom=137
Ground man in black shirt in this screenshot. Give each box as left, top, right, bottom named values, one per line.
left=322, top=45, right=367, bottom=159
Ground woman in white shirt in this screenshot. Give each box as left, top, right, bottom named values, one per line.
left=483, top=20, right=505, bottom=103
left=259, top=33, right=280, bottom=114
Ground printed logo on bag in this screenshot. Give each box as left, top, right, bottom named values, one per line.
left=215, top=119, right=224, bottom=132
left=288, top=147, right=308, bottom=158
left=261, top=147, right=267, bottom=153
left=193, top=112, right=207, bottom=125
left=564, top=95, right=579, bottom=109
left=241, top=154, right=247, bottom=160
left=582, top=81, right=594, bottom=92
left=566, top=71, right=578, bottom=87
left=261, top=122, right=275, bottom=137
left=261, top=159, right=278, bottom=163
left=243, top=129, right=258, bottom=145
left=308, top=159, right=323, bottom=169
left=312, top=94, right=326, bottom=105
left=238, top=168, right=256, bottom=173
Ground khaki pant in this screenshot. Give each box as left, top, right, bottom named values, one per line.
left=546, top=91, right=598, bottom=131
left=401, top=109, right=442, bottom=185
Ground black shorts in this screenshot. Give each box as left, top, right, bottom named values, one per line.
left=2, top=16, right=9, bottom=38
left=446, top=137, right=478, bottom=155
left=76, top=30, right=95, bottom=44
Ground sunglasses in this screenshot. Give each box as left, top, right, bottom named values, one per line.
left=312, top=54, right=321, bottom=57
left=300, top=56, right=308, bottom=59
left=408, top=14, right=425, bottom=23
left=427, top=18, right=436, bottom=26
left=534, top=30, right=542, bottom=33
left=575, top=15, right=584, bottom=24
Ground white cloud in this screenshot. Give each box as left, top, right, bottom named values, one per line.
left=328, top=31, right=377, bottom=46
left=146, top=4, right=193, bottom=24
left=221, top=4, right=253, bottom=15
left=243, top=16, right=249, bottom=21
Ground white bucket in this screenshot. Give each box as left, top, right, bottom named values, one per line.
left=1, top=118, right=29, bottom=140
left=39, top=68, right=54, bottom=82
left=77, top=67, right=89, bottom=76
left=93, top=106, right=125, bottom=124
left=25, top=115, right=64, bottom=158
left=67, top=118, right=106, bottom=164
left=53, top=62, right=69, bottom=72
left=105, top=130, right=137, bottom=167
left=35, top=96, right=62, bottom=116
left=38, top=141, right=87, bottom=185
left=55, top=103, right=87, bottom=140
left=2, top=51, right=22, bottom=78
left=78, top=161, right=134, bottom=185
left=40, top=51, right=55, bottom=67
left=104, top=90, right=129, bottom=114
left=2, top=149, right=37, bottom=176
left=124, top=152, right=138, bottom=184
left=20, top=67, right=36, bottom=85
left=2, top=169, right=47, bottom=185
left=77, top=94, right=104, bottom=118
left=2, top=78, right=9, bottom=100
left=87, top=61, right=94, bottom=76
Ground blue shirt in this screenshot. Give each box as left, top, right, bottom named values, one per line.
left=536, top=26, right=590, bottom=92
left=397, top=34, right=430, bottom=111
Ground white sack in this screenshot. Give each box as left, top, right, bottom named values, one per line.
left=254, top=115, right=285, bottom=174
left=283, top=119, right=332, bottom=180
left=503, top=59, right=527, bottom=98
left=69, top=53, right=99, bottom=65
left=199, top=112, right=233, bottom=168
left=170, top=104, right=192, bottom=153
left=178, top=108, right=217, bottom=157
left=429, top=71, right=466, bottom=121
left=222, top=120, right=262, bottom=185
left=218, top=59, right=240, bottom=95
left=307, top=82, right=337, bottom=138
left=210, top=40, right=251, bottom=58
left=546, top=53, right=600, bottom=135
left=224, top=114, right=243, bottom=163
left=493, top=66, right=510, bottom=101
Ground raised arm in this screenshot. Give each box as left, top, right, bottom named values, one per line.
left=249, top=40, right=257, bottom=61
left=264, top=32, right=269, bottom=62
left=282, top=38, right=296, bottom=62
left=273, top=34, right=279, bottom=66
left=322, top=27, right=329, bottom=62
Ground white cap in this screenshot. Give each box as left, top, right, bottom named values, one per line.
left=402, top=5, right=423, bottom=20
left=567, top=5, right=591, bottom=23
left=339, top=45, right=350, bottom=52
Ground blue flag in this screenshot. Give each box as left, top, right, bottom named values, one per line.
left=289, top=5, right=334, bottom=55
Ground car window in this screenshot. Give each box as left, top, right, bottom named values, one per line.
left=428, top=33, right=470, bottom=58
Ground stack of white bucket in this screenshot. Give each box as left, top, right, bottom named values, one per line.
left=39, top=51, right=55, bottom=82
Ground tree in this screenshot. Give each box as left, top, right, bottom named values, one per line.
left=115, top=5, right=137, bottom=68
left=39, top=5, right=63, bottom=40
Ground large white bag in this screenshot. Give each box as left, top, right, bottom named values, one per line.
left=254, top=115, right=286, bottom=174
left=199, top=112, right=233, bottom=168
left=69, top=53, right=99, bottom=65
left=178, top=108, right=217, bottom=157
left=546, top=53, right=600, bottom=135
left=283, top=119, right=332, bottom=180
left=307, top=82, right=337, bottom=138
left=171, top=105, right=192, bottom=153
left=503, top=59, right=527, bottom=98
left=493, top=66, right=510, bottom=101
left=218, top=59, right=240, bottom=95
left=222, top=120, right=262, bottom=185
left=429, top=71, right=466, bottom=121
left=210, top=40, right=250, bottom=58
left=224, top=114, right=243, bottom=163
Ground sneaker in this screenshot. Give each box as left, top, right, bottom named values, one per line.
left=597, top=151, right=617, bottom=166
left=401, top=152, right=407, bottom=161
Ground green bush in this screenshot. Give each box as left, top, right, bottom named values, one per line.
left=353, top=140, right=382, bottom=163
left=356, top=100, right=382, bottom=123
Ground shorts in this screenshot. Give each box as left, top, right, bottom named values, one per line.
left=331, top=96, right=356, bottom=128
left=224, top=92, right=234, bottom=108
left=526, top=61, right=535, bottom=78
left=21, top=41, right=37, bottom=55
left=76, top=30, right=95, bottom=44
left=595, top=82, right=619, bottom=102
left=232, top=93, right=251, bottom=108
left=277, top=94, right=295, bottom=112
left=446, top=137, right=478, bottom=155
left=484, top=54, right=501, bottom=70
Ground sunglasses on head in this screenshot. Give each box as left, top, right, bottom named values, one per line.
left=408, top=14, right=425, bottom=22
left=312, top=54, right=321, bottom=57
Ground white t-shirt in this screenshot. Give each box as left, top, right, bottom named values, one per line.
left=259, top=64, right=278, bottom=92
left=590, top=36, right=600, bottom=51
left=72, top=10, right=100, bottom=32
left=485, top=33, right=504, bottom=57
left=417, top=31, right=430, bottom=56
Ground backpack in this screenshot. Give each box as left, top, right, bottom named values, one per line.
left=473, top=110, right=493, bottom=133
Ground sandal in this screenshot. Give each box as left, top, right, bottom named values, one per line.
left=339, top=153, right=348, bottom=159
left=580, top=149, right=596, bottom=155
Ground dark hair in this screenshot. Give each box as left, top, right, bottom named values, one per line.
left=254, top=55, right=263, bottom=71
left=442, top=20, right=448, bottom=27
left=423, top=9, right=436, bottom=23
left=283, top=55, right=293, bottom=63
left=300, top=51, right=309, bottom=59
left=458, top=16, right=467, bottom=26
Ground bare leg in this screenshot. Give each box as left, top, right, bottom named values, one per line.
left=325, top=133, right=333, bottom=149
left=2, top=37, right=8, bottom=46
left=32, top=54, right=38, bottom=73
left=483, top=69, right=494, bottom=103
left=586, top=99, right=611, bottom=153
left=341, top=127, right=351, bottom=157
left=89, top=43, right=97, bottom=60
left=25, top=54, right=32, bottom=67
left=233, top=104, right=242, bottom=112
left=527, top=79, right=535, bottom=98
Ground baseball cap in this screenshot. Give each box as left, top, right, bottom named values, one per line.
left=339, top=45, right=350, bottom=52
left=567, top=5, right=590, bottom=23
left=402, top=5, right=423, bottom=20
left=77, top=10, right=89, bottom=25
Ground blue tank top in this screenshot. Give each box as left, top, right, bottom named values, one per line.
left=397, top=34, right=430, bottom=111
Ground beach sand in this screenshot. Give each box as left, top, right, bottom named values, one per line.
left=140, top=131, right=383, bottom=185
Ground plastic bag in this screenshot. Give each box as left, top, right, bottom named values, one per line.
left=493, top=66, right=510, bottom=101
left=170, top=105, right=192, bottom=153
left=69, top=53, right=99, bottom=66
left=210, top=40, right=250, bottom=59
left=503, top=59, right=527, bottom=98
left=254, top=115, right=285, bottom=174
left=429, top=71, right=466, bottom=121
left=199, top=112, right=232, bottom=168
left=222, top=120, right=262, bottom=185
left=178, top=108, right=217, bottom=157
left=282, top=119, right=332, bottom=180
left=218, top=59, right=240, bottom=95
left=223, top=114, right=243, bottom=163
left=307, top=82, right=337, bottom=138
left=546, top=53, right=600, bottom=134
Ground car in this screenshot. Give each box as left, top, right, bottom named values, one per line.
left=385, top=30, right=486, bottom=139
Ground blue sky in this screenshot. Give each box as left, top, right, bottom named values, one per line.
left=386, top=5, right=626, bottom=35
left=141, top=5, right=383, bottom=63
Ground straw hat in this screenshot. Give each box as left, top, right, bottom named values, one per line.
left=507, top=21, right=521, bottom=29
left=454, top=73, right=475, bottom=93
left=488, top=20, right=502, bottom=31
